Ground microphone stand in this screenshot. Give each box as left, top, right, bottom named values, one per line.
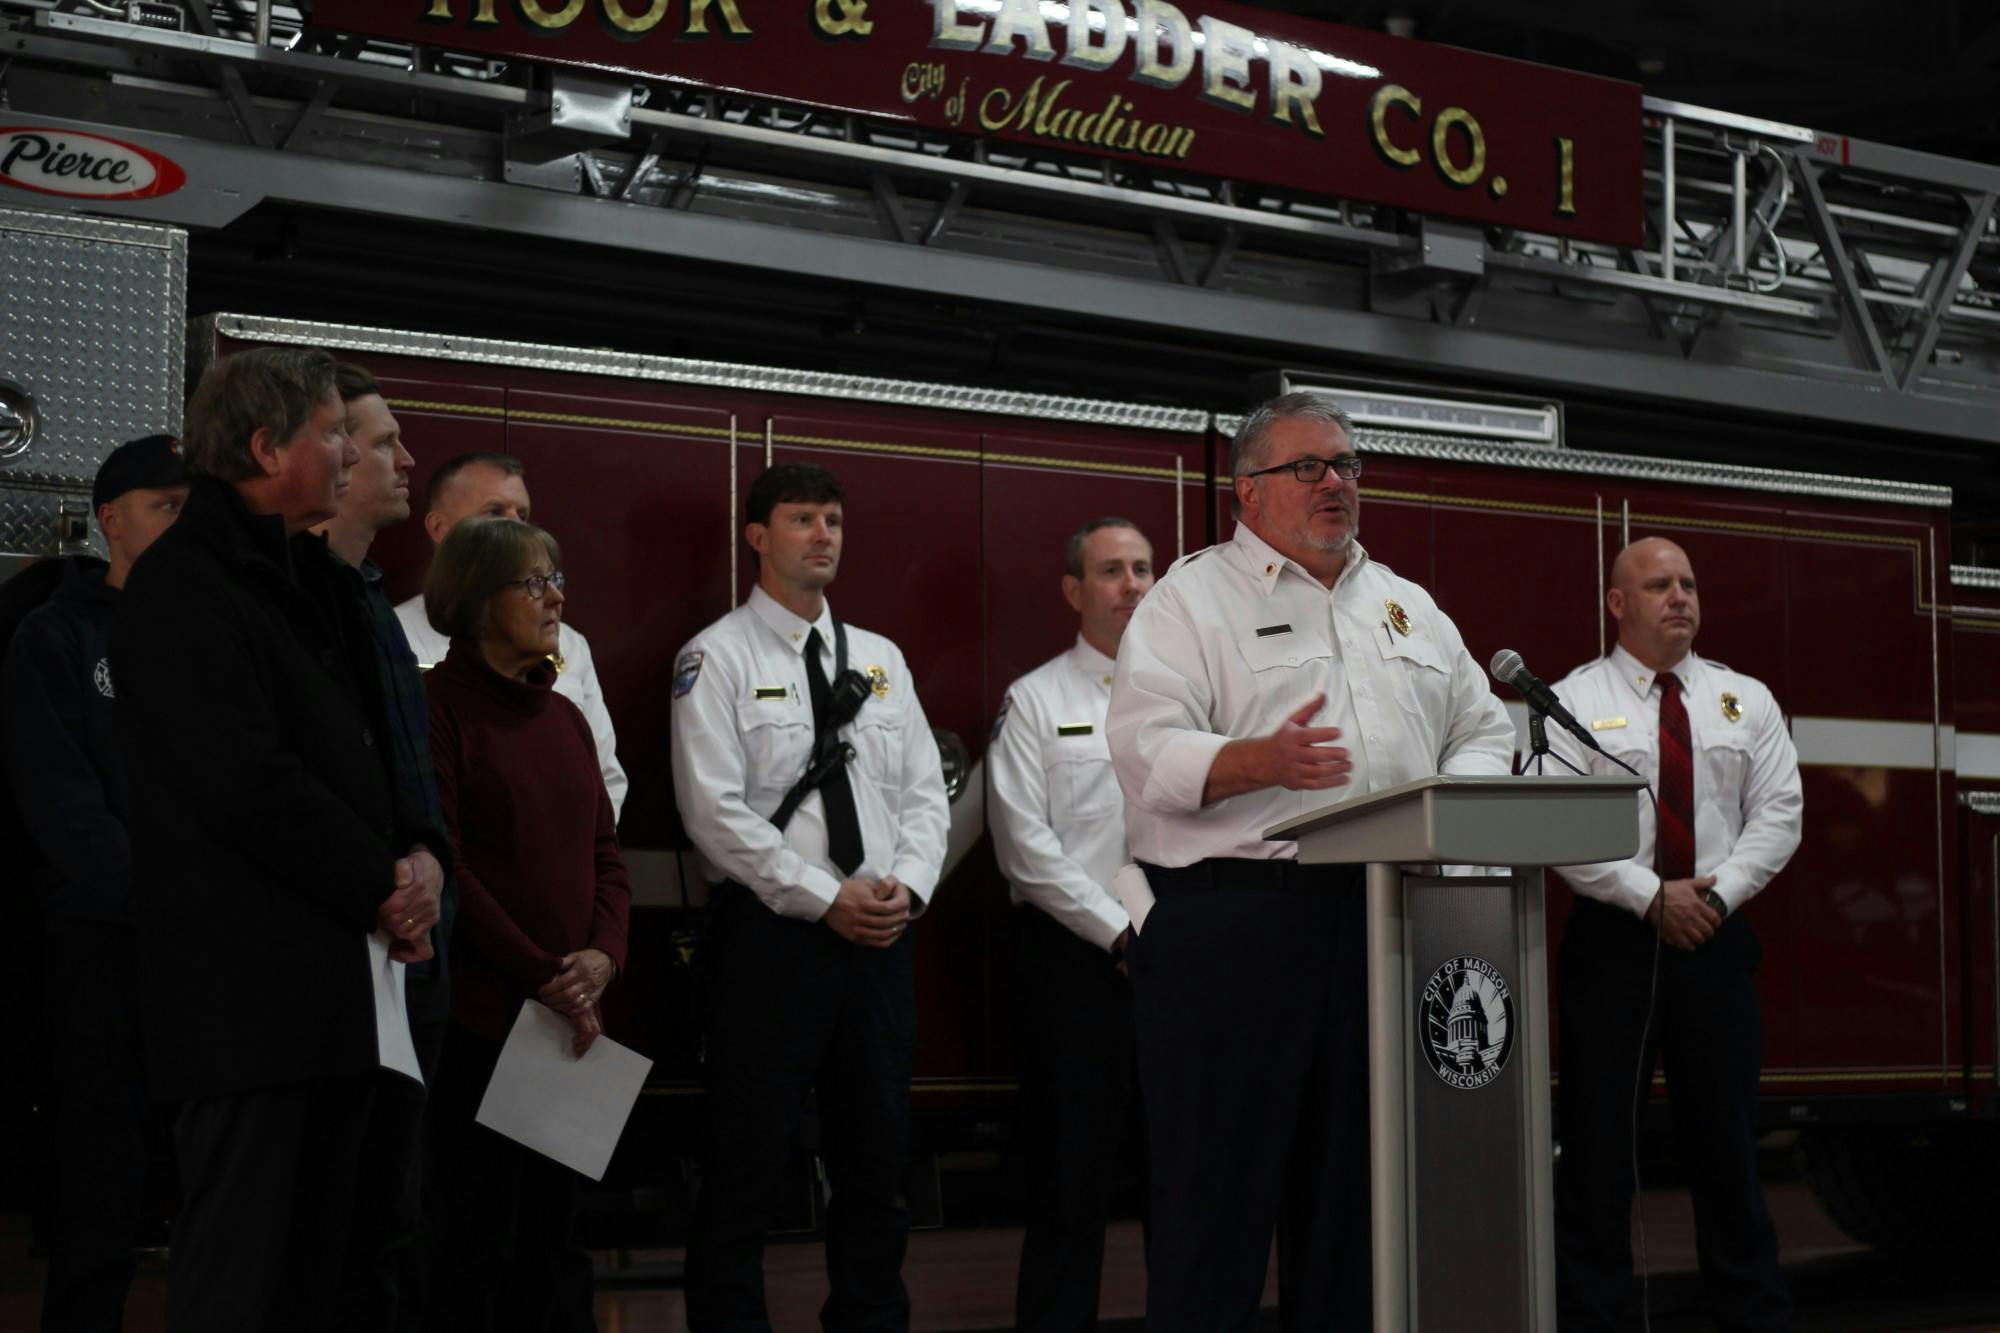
left=1526, top=708, right=1585, bottom=776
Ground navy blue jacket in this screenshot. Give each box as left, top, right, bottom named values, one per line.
left=1, top=557, right=133, bottom=926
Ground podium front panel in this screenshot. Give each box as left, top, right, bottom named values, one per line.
left=1403, top=873, right=1540, bottom=1327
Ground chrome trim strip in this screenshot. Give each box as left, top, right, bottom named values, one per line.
left=1595, top=495, right=1606, bottom=659
left=727, top=414, right=739, bottom=610
left=203, top=315, right=1211, bottom=434
left=1212, top=415, right=1950, bottom=508
left=1952, top=565, right=2000, bottom=590
left=1932, top=527, right=1947, bottom=1081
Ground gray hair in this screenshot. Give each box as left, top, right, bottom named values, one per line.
left=183, top=347, right=339, bottom=482
left=1229, top=391, right=1356, bottom=481
left=1064, top=516, right=1141, bottom=578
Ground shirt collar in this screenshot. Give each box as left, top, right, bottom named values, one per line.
left=748, top=584, right=835, bottom=656
left=1610, top=643, right=1701, bottom=701
left=1067, top=634, right=1116, bottom=689
left=1230, top=521, right=1369, bottom=596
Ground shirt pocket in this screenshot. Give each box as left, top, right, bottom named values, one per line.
left=1046, top=734, right=1119, bottom=825
left=741, top=700, right=812, bottom=798
left=1240, top=629, right=1335, bottom=675
left=850, top=705, right=905, bottom=803
left=1700, top=727, right=1755, bottom=808
left=1372, top=624, right=1453, bottom=720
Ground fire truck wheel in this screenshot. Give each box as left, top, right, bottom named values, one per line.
left=1796, top=1125, right=1999, bottom=1257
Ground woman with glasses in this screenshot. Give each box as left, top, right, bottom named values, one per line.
left=420, top=515, right=631, bottom=1331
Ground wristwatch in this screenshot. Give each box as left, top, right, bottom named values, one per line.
left=1700, top=888, right=1729, bottom=920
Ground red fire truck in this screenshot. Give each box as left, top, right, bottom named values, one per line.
left=2, top=0, right=1996, bottom=1250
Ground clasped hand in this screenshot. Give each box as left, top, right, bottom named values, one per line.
left=825, top=875, right=913, bottom=948
left=375, top=846, right=443, bottom=964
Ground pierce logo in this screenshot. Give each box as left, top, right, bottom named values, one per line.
left=1418, top=955, right=1515, bottom=1091
left=0, top=129, right=186, bottom=200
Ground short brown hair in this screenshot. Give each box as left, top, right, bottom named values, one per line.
left=183, top=347, right=339, bottom=482
left=1064, top=516, right=1140, bottom=578
left=424, top=517, right=562, bottom=642
left=335, top=362, right=381, bottom=403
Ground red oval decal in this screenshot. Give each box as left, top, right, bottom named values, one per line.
left=0, top=128, right=187, bottom=201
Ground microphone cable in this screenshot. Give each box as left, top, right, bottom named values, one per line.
left=1532, top=730, right=1662, bottom=1333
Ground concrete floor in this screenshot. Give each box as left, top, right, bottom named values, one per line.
left=2, top=1182, right=1995, bottom=1330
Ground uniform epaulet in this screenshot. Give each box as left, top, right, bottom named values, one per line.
left=1165, top=545, right=1214, bottom=576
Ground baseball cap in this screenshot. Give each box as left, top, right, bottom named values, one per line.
left=93, top=434, right=189, bottom=511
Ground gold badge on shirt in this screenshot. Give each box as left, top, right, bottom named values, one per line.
left=867, top=665, right=891, bottom=698
left=547, top=650, right=566, bottom=674
left=1721, top=692, right=1742, bottom=723
left=1384, top=599, right=1411, bottom=636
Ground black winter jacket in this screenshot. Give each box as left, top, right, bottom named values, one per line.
left=1, top=557, right=131, bottom=925
left=113, top=477, right=450, bottom=1101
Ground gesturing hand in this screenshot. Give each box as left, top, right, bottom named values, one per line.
left=1263, top=694, right=1352, bottom=792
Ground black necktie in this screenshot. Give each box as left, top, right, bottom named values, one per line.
left=804, top=627, right=865, bottom=876
left=1657, top=672, right=1695, bottom=883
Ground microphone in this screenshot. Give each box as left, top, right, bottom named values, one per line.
left=1489, top=649, right=1604, bottom=754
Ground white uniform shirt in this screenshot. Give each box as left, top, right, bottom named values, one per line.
left=989, top=636, right=1132, bottom=951
left=1545, top=644, right=1802, bottom=919
left=669, top=586, right=950, bottom=922
left=1107, top=524, right=1514, bottom=867
left=396, top=595, right=627, bottom=820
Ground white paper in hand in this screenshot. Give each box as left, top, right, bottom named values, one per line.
left=475, top=1000, right=652, bottom=1182
left=368, top=931, right=423, bottom=1084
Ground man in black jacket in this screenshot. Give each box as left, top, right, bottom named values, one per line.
left=3, top=435, right=186, bottom=1333
left=112, top=346, right=448, bottom=1333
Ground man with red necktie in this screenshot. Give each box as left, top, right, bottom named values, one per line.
left=1544, top=536, right=1803, bottom=1333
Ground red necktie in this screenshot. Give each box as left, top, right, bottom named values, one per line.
left=1656, top=672, right=1695, bottom=882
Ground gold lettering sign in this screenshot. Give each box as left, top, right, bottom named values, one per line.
left=814, top=0, right=874, bottom=39
left=601, top=0, right=669, bottom=35
left=980, top=76, right=1195, bottom=161
left=684, top=0, right=751, bottom=38
left=515, top=0, right=585, bottom=30
left=1370, top=84, right=1422, bottom=167
left=1431, top=106, right=1485, bottom=188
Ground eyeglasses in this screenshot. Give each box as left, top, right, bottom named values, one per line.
left=1243, top=454, right=1364, bottom=483
left=504, top=571, right=566, bottom=599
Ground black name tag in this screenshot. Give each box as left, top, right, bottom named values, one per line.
left=753, top=686, right=788, bottom=701
left=1056, top=723, right=1094, bottom=737
left=1255, top=623, right=1293, bottom=638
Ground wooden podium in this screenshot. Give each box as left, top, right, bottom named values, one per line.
left=1265, top=774, right=1644, bottom=1332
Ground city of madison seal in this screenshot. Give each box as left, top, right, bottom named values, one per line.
left=1418, top=955, right=1515, bottom=1090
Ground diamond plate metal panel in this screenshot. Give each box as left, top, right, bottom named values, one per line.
left=0, top=208, right=186, bottom=507
left=0, top=488, right=101, bottom=560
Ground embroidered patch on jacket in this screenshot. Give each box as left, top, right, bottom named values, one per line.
left=672, top=650, right=705, bottom=699
left=92, top=657, right=114, bottom=699
left=1384, top=599, right=1412, bottom=636
left=1057, top=722, right=1094, bottom=737
left=1720, top=692, right=1742, bottom=723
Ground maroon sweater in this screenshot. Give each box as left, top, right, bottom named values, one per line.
left=428, top=641, right=630, bottom=1042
